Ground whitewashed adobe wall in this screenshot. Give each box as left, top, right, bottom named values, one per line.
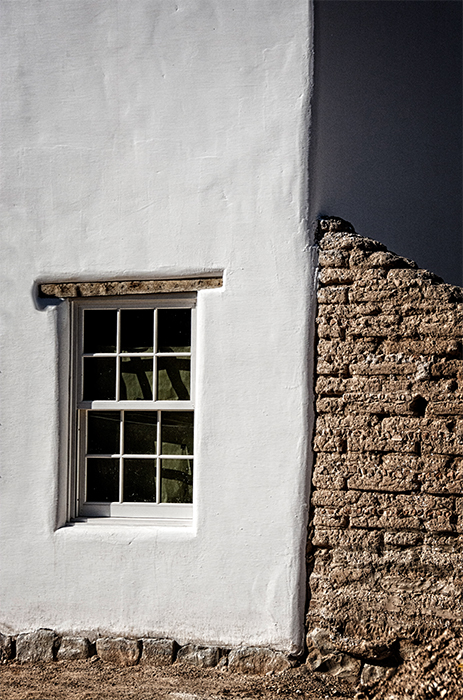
left=0, top=0, right=313, bottom=652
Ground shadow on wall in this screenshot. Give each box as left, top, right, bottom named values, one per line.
left=310, top=0, right=462, bottom=286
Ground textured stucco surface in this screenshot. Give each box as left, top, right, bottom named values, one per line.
left=307, top=225, right=463, bottom=680
left=0, top=0, right=312, bottom=652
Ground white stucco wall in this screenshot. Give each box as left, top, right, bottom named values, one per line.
left=0, top=0, right=313, bottom=652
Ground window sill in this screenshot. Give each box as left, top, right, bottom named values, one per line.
left=66, top=516, right=193, bottom=528
left=79, top=502, right=193, bottom=519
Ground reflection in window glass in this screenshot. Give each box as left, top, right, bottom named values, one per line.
left=124, top=412, right=157, bottom=454
left=120, top=357, right=153, bottom=400
left=161, top=459, right=193, bottom=503
left=157, top=357, right=190, bottom=401
left=161, top=412, right=194, bottom=455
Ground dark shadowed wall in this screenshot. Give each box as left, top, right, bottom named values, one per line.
left=311, top=0, right=462, bottom=285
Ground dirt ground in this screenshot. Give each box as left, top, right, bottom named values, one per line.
left=0, top=659, right=356, bottom=700
left=4, top=630, right=463, bottom=700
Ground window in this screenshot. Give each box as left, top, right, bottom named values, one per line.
left=69, top=295, right=195, bottom=522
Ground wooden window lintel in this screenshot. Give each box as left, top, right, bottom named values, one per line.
left=39, top=277, right=223, bottom=298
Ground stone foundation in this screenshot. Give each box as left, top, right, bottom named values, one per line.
left=0, top=628, right=293, bottom=675
left=307, top=220, right=463, bottom=684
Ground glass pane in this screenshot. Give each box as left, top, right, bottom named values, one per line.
left=84, top=310, right=117, bottom=353
left=161, top=459, right=193, bottom=503
left=120, top=358, right=153, bottom=400
left=157, top=358, right=190, bottom=401
left=120, top=310, right=154, bottom=353
left=86, top=458, right=119, bottom=502
left=83, top=358, right=116, bottom=400
left=161, top=412, right=194, bottom=455
left=87, top=412, right=120, bottom=455
left=123, top=459, right=156, bottom=502
left=124, top=412, right=157, bottom=454
left=158, top=309, right=191, bottom=352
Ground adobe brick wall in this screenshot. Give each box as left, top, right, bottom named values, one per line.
left=307, top=223, right=463, bottom=680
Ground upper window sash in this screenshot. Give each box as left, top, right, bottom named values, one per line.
left=74, top=295, right=196, bottom=410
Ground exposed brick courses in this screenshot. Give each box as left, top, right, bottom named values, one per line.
left=307, top=228, right=463, bottom=670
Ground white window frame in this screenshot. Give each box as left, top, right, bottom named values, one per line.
left=68, top=294, right=196, bottom=524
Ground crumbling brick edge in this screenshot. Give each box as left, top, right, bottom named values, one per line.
left=305, top=218, right=463, bottom=687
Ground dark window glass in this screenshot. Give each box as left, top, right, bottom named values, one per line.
left=121, top=309, right=154, bottom=353
left=124, top=412, right=157, bottom=454
left=86, top=458, right=119, bottom=502
left=161, top=459, right=193, bottom=503
left=161, top=412, right=194, bottom=455
left=87, top=412, right=120, bottom=455
left=123, top=459, right=156, bottom=502
left=120, top=357, right=153, bottom=400
left=84, top=310, right=117, bottom=353
left=83, top=358, right=116, bottom=400
left=157, top=357, right=190, bottom=401
left=158, top=309, right=191, bottom=352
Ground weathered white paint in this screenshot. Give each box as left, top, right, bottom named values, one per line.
left=0, top=0, right=313, bottom=652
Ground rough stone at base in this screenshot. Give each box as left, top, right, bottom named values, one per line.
left=306, top=628, right=336, bottom=657
left=140, top=638, right=176, bottom=666
left=16, top=629, right=56, bottom=663
left=305, top=648, right=324, bottom=671
left=96, top=637, right=141, bottom=666
left=176, top=644, right=220, bottom=668
left=322, top=653, right=362, bottom=684
left=360, top=663, right=395, bottom=686
left=305, top=628, right=364, bottom=681
left=216, top=654, right=228, bottom=669
left=398, top=639, right=420, bottom=661
left=0, top=632, right=13, bottom=662
left=228, top=647, right=292, bottom=675
left=56, top=636, right=91, bottom=661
